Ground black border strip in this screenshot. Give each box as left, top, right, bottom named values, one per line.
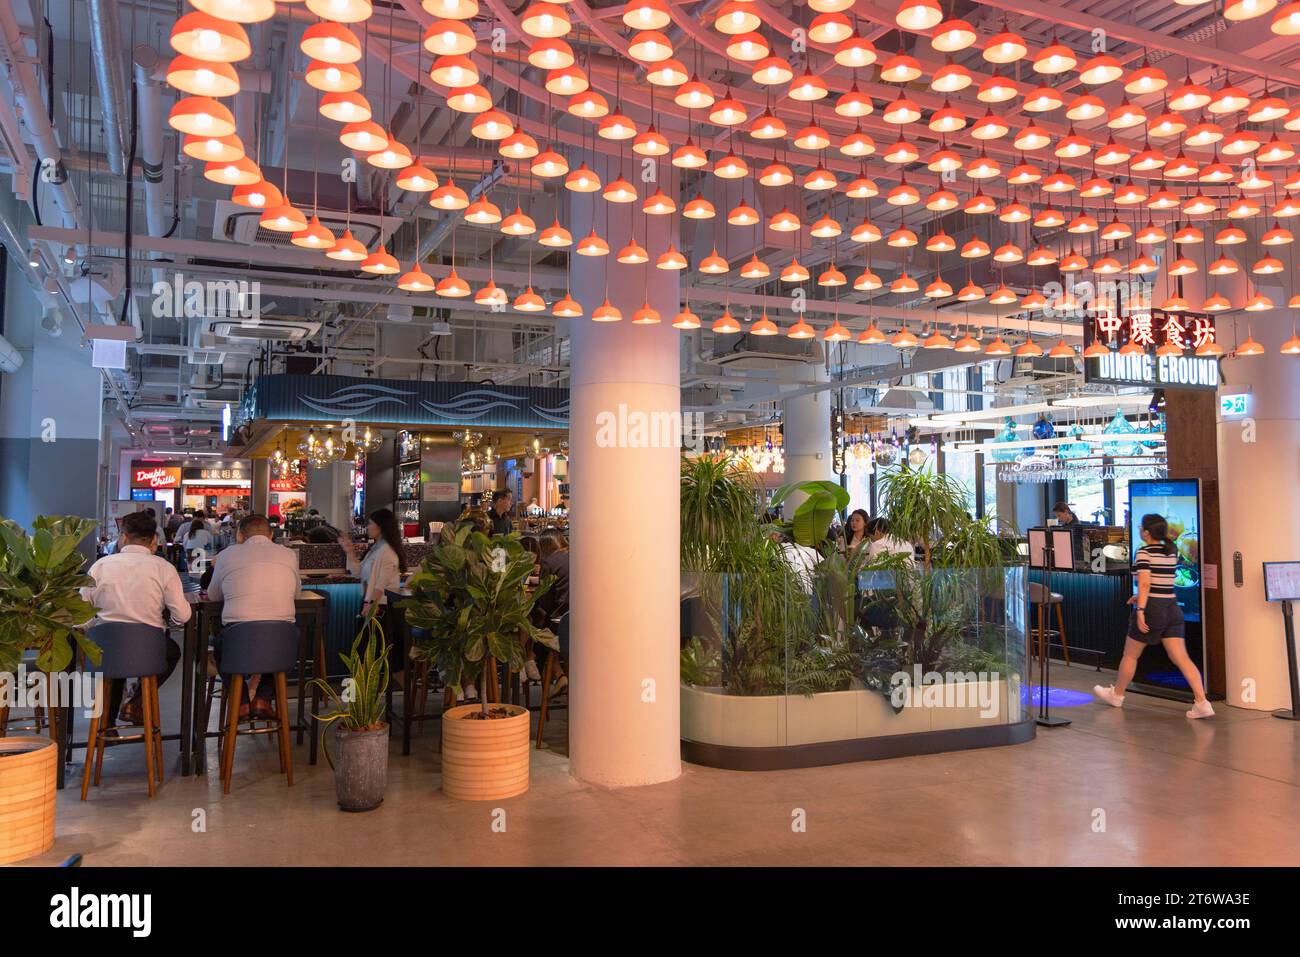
left=681, top=718, right=1037, bottom=771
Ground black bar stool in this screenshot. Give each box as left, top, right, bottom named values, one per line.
left=81, top=623, right=167, bottom=800
left=208, top=621, right=299, bottom=795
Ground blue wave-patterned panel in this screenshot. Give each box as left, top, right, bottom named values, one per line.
left=253, top=374, right=569, bottom=429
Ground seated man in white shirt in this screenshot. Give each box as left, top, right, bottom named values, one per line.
left=206, top=513, right=301, bottom=719
left=81, top=510, right=192, bottom=725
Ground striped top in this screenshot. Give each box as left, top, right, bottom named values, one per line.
left=1134, top=544, right=1178, bottom=600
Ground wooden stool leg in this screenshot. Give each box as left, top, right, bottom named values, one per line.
left=80, top=687, right=103, bottom=801
left=150, top=677, right=164, bottom=784
left=535, top=655, right=556, bottom=750
left=275, top=672, right=293, bottom=787
left=141, top=676, right=157, bottom=798
left=0, top=703, right=8, bottom=737
left=221, top=674, right=243, bottom=795
left=1055, top=604, right=1071, bottom=665
left=93, top=700, right=108, bottom=787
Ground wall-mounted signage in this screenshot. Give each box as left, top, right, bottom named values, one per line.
left=1086, top=312, right=1216, bottom=390
left=132, top=465, right=182, bottom=489
left=182, top=464, right=251, bottom=482
left=243, top=374, right=569, bottom=431
left=1220, top=393, right=1251, bottom=418
left=1084, top=310, right=1220, bottom=391
left=184, top=486, right=250, bottom=497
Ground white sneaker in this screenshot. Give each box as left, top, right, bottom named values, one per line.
left=1187, top=699, right=1215, bottom=719
left=1093, top=684, right=1125, bottom=708
left=524, top=660, right=542, bottom=682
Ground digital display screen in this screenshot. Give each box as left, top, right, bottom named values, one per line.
left=1128, top=479, right=1201, bottom=623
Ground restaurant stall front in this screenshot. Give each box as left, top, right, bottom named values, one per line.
left=224, top=373, right=570, bottom=672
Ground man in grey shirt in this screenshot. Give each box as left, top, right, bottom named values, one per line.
left=207, top=513, right=301, bottom=717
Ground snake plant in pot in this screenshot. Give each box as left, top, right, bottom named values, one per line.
left=402, top=526, right=557, bottom=800
left=310, top=615, right=390, bottom=812
left=0, top=515, right=100, bottom=863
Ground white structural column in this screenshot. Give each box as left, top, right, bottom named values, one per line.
left=1217, top=315, right=1300, bottom=712
left=566, top=155, right=682, bottom=786
left=781, top=361, right=833, bottom=503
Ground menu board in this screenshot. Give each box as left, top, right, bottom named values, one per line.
left=1263, top=562, right=1300, bottom=602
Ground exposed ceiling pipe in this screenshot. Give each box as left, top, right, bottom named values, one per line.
left=0, top=1, right=80, bottom=227
left=132, top=47, right=170, bottom=286
left=87, top=0, right=130, bottom=175
left=415, top=161, right=507, bottom=262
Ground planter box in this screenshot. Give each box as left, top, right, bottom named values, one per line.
left=440, top=704, right=531, bottom=801
left=682, top=676, right=1016, bottom=751
left=0, top=736, right=57, bottom=865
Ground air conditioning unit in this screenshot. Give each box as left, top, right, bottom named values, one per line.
left=212, top=201, right=402, bottom=250
left=203, top=316, right=322, bottom=342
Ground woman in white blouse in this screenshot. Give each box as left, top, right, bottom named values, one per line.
left=339, top=507, right=406, bottom=618
left=185, top=517, right=214, bottom=573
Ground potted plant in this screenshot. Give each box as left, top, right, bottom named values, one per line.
left=0, top=515, right=100, bottom=864
left=402, top=526, right=557, bottom=801
left=310, top=615, right=390, bottom=812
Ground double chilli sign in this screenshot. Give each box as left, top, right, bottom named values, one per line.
left=132, top=465, right=182, bottom=489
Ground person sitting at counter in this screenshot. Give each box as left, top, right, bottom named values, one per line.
left=340, top=507, right=407, bottom=619
left=80, top=511, right=190, bottom=726
left=206, top=514, right=301, bottom=718
left=489, top=489, right=515, bottom=535
left=1052, top=502, right=1080, bottom=525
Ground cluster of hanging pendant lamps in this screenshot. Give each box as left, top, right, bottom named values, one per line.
left=165, top=0, right=1300, bottom=354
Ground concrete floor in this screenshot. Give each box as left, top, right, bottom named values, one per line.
left=13, top=665, right=1300, bottom=866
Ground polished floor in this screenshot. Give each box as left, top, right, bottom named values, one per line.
left=14, top=665, right=1300, bottom=867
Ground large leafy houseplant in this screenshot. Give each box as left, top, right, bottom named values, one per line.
left=0, top=516, right=101, bottom=674
left=401, top=526, right=557, bottom=715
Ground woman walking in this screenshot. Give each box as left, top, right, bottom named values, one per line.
left=1094, top=513, right=1214, bottom=719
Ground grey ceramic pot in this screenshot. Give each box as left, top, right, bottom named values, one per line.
left=332, top=724, right=389, bottom=812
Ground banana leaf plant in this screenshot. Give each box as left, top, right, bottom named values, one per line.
left=0, top=515, right=101, bottom=674
left=401, top=525, right=557, bottom=715
left=770, top=480, right=850, bottom=549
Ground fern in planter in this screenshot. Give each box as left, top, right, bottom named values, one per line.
left=401, top=526, right=557, bottom=714
left=0, top=516, right=101, bottom=674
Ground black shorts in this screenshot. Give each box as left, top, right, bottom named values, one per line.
left=1128, top=597, right=1184, bottom=644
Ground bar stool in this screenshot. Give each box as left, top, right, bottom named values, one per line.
left=535, top=612, right=569, bottom=749
left=81, top=623, right=167, bottom=800
left=209, top=621, right=299, bottom=795
left=1028, top=582, right=1071, bottom=667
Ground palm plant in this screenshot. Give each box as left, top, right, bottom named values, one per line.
left=877, top=465, right=973, bottom=569
left=680, top=453, right=760, bottom=571
left=402, top=526, right=557, bottom=714
left=0, top=516, right=101, bottom=674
